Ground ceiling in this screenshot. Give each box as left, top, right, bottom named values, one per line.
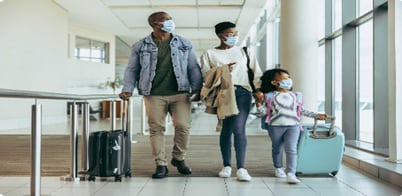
left=54, top=0, right=268, bottom=57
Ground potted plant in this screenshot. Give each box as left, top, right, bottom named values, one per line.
left=98, top=76, right=123, bottom=94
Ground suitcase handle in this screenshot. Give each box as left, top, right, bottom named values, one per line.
left=310, top=115, right=336, bottom=139
left=121, top=99, right=130, bottom=132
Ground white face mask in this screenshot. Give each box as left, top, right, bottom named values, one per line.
left=223, top=36, right=239, bottom=46
left=161, top=20, right=175, bottom=33
left=278, top=78, right=293, bottom=90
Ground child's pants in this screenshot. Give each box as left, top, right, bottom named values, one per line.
left=267, top=125, right=300, bottom=174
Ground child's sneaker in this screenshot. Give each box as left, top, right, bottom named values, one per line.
left=218, top=166, right=232, bottom=178
left=236, top=168, right=252, bottom=181
left=275, top=168, right=287, bottom=178
left=287, top=173, right=301, bottom=184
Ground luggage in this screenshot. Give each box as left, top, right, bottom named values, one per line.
left=296, top=116, right=344, bottom=176
left=87, top=101, right=131, bottom=182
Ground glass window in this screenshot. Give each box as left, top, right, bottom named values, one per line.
left=358, top=20, right=373, bottom=143
left=333, top=0, right=342, bottom=30
left=358, top=0, right=373, bottom=16
left=334, top=37, right=342, bottom=128
left=317, top=0, right=325, bottom=38
left=317, top=45, right=325, bottom=112
left=75, top=36, right=109, bottom=64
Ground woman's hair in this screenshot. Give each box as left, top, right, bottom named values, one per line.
left=260, top=68, right=291, bottom=93
left=214, top=21, right=236, bottom=35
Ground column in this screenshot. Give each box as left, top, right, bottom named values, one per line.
left=387, top=0, right=402, bottom=163
left=280, top=0, right=321, bottom=121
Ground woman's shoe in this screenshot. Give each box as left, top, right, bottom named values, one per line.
left=218, top=166, right=232, bottom=178
left=236, top=168, right=251, bottom=181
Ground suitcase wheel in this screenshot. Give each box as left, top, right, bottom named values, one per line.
left=115, top=176, right=122, bottom=182
left=330, top=171, right=338, bottom=176
left=88, top=175, right=96, bottom=182
left=125, top=171, right=132, bottom=178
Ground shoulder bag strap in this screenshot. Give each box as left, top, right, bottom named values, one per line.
left=242, top=47, right=256, bottom=92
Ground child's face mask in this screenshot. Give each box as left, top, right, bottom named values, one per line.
left=278, top=78, right=293, bottom=90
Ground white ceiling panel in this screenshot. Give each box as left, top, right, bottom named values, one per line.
left=54, top=0, right=268, bottom=57
left=112, top=9, right=154, bottom=28
left=150, top=0, right=197, bottom=6
left=157, top=8, right=198, bottom=27
left=197, top=0, right=244, bottom=6
left=101, top=0, right=150, bottom=6
left=198, top=8, right=241, bottom=27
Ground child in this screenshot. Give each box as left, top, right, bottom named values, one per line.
left=259, top=68, right=327, bottom=184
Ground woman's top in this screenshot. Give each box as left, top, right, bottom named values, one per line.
left=200, top=46, right=262, bottom=92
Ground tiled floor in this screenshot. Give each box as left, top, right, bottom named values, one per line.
left=1, top=164, right=402, bottom=196
left=1, top=104, right=402, bottom=196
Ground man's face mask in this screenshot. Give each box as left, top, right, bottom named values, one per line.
left=278, top=78, right=293, bottom=90
left=161, top=20, right=175, bottom=33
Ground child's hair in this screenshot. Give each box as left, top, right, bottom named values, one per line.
left=260, top=68, right=291, bottom=93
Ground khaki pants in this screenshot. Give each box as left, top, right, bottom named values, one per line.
left=143, top=94, right=192, bottom=166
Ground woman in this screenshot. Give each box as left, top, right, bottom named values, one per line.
left=200, top=21, right=262, bottom=181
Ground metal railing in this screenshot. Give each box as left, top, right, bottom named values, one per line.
left=0, top=88, right=138, bottom=196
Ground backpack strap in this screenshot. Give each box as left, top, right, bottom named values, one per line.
left=264, top=92, right=274, bottom=124
left=294, top=92, right=304, bottom=131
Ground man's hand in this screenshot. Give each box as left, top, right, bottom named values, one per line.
left=119, top=92, right=132, bottom=100
left=190, top=90, right=201, bottom=102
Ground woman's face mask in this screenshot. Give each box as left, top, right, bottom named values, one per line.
left=223, top=36, right=239, bottom=46
left=161, top=20, right=175, bottom=33
left=278, top=78, right=293, bottom=90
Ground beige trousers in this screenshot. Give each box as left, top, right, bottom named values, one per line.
left=143, top=94, right=192, bottom=166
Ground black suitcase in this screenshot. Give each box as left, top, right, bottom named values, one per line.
left=87, top=101, right=132, bottom=182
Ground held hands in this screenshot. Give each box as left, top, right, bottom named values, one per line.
left=253, top=90, right=264, bottom=107
left=119, top=92, right=132, bottom=100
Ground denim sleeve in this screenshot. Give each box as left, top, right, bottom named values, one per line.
left=122, top=43, right=141, bottom=93
left=187, top=47, right=203, bottom=91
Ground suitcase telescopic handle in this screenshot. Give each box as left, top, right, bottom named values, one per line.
left=121, top=99, right=130, bottom=132
left=311, top=115, right=336, bottom=139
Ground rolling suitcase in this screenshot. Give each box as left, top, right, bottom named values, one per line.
left=87, top=100, right=132, bottom=182
left=296, top=116, right=344, bottom=176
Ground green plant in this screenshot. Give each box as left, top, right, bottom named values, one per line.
left=98, top=76, right=123, bottom=94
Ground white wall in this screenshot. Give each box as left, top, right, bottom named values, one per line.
left=0, top=0, right=116, bottom=133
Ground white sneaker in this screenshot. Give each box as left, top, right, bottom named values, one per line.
left=236, top=168, right=252, bottom=181
left=287, top=173, right=301, bottom=184
left=275, top=168, right=287, bottom=178
left=218, top=166, right=232, bottom=178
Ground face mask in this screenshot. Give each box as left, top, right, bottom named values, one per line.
left=161, top=20, right=175, bottom=33
left=278, top=78, right=293, bottom=90
left=223, top=36, right=239, bottom=46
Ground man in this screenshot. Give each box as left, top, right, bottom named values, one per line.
left=119, top=11, right=202, bottom=179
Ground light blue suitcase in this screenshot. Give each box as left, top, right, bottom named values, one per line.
left=296, top=116, right=344, bottom=176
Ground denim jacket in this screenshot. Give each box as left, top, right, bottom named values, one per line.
left=122, top=33, right=203, bottom=95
